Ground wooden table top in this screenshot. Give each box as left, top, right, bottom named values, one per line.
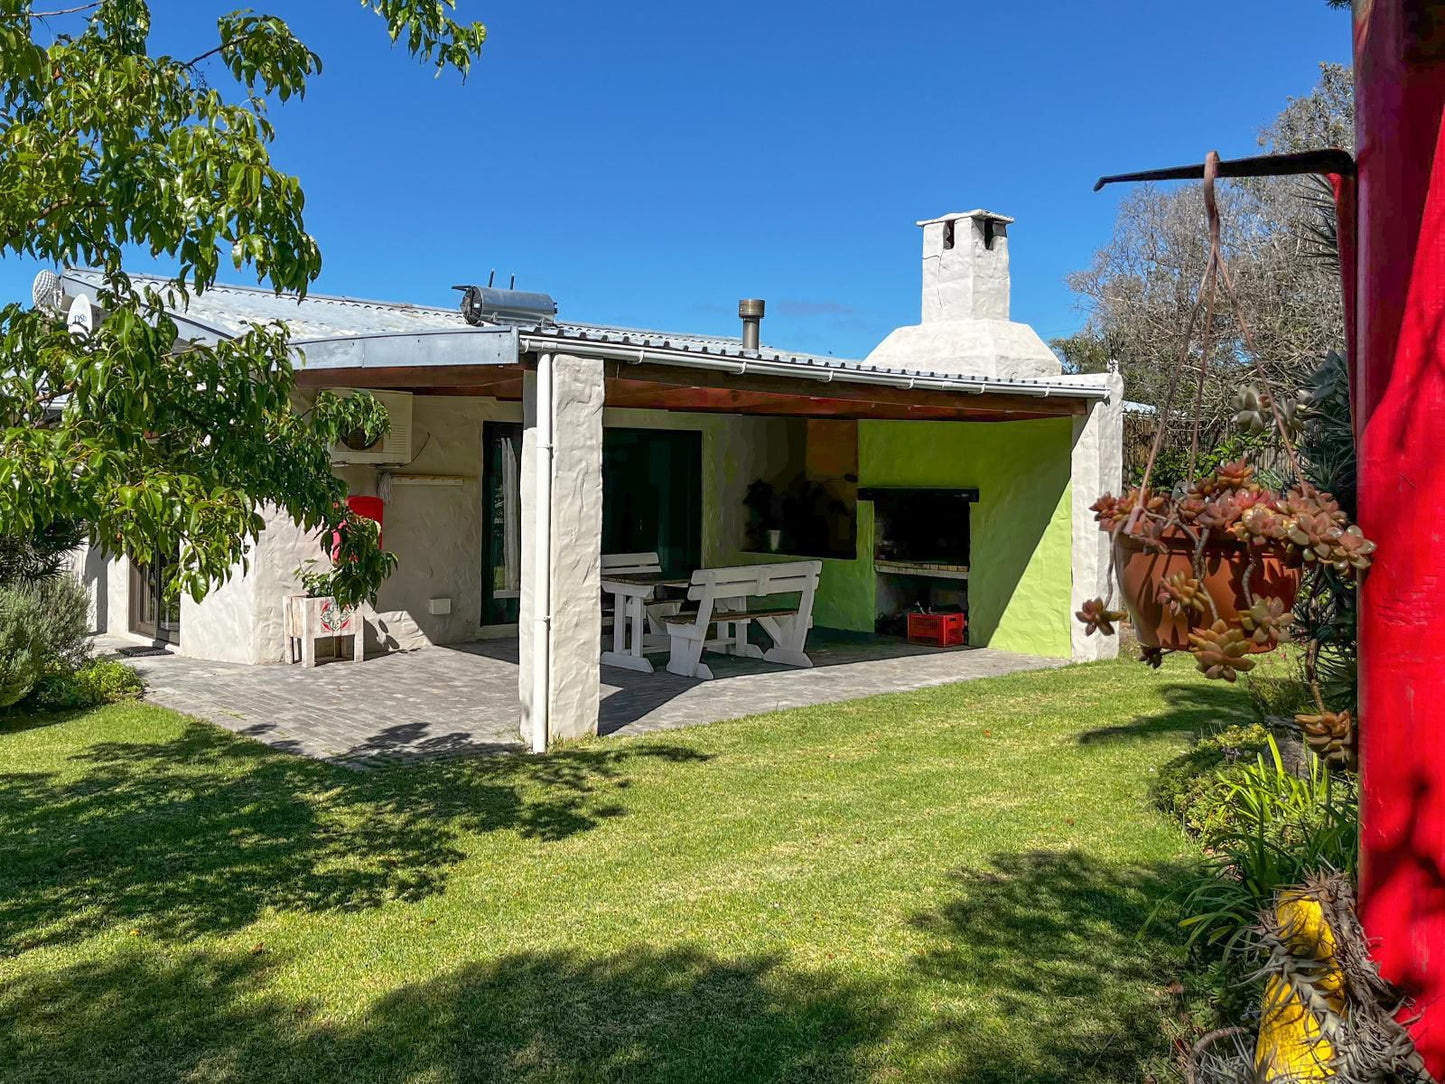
left=601, top=572, right=691, bottom=588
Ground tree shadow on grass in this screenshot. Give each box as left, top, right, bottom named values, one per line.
left=905, top=848, right=1196, bottom=1084
left=0, top=721, right=711, bottom=953
left=0, top=849, right=1201, bottom=1084
left=0, top=943, right=892, bottom=1084
left=1076, top=680, right=1253, bottom=744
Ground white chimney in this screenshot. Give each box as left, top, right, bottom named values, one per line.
left=864, top=207, right=1060, bottom=380
left=919, top=210, right=1012, bottom=323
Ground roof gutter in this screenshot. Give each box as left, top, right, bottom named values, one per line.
left=517, top=332, right=1109, bottom=400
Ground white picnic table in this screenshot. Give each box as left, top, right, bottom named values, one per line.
left=599, top=570, right=690, bottom=673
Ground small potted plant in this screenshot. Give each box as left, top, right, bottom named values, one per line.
left=1079, top=459, right=1373, bottom=681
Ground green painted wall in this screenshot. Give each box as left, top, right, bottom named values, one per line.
left=729, top=417, right=1075, bottom=659
left=860, top=419, right=1074, bottom=658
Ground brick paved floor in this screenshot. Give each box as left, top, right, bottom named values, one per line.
left=107, top=630, right=1063, bottom=767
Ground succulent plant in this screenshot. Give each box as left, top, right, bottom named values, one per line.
left=1188, top=619, right=1257, bottom=682
left=1157, top=570, right=1207, bottom=616
left=1075, top=597, right=1126, bottom=637
left=1282, top=483, right=1347, bottom=528
left=1175, top=493, right=1208, bottom=524
left=1235, top=504, right=1288, bottom=547
left=1091, top=488, right=1166, bottom=532
left=1091, top=455, right=1372, bottom=677
left=1210, top=458, right=1257, bottom=493
left=1239, top=597, right=1293, bottom=648
left=1289, top=511, right=1344, bottom=564
left=1331, top=525, right=1376, bottom=574
left=1198, top=494, right=1245, bottom=533
left=1090, top=492, right=1129, bottom=531
left=1231, top=385, right=1273, bottom=435
left=1294, top=708, right=1357, bottom=770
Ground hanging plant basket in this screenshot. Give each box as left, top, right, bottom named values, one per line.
left=1113, top=527, right=1301, bottom=652
left=1076, top=151, right=1375, bottom=684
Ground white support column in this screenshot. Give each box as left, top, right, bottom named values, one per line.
left=1069, top=372, right=1125, bottom=662
left=518, top=354, right=605, bottom=748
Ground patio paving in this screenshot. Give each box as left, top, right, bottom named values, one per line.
left=104, top=631, right=1064, bottom=767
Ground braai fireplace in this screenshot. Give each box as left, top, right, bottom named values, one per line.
left=860, top=487, right=978, bottom=637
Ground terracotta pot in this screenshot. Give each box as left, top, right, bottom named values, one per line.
left=1113, top=529, right=1301, bottom=651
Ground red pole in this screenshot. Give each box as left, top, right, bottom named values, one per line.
left=1355, top=2, right=1445, bottom=1073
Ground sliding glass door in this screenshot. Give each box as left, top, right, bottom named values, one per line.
left=481, top=422, right=523, bottom=626
left=602, top=428, right=702, bottom=578
left=483, top=423, right=704, bottom=626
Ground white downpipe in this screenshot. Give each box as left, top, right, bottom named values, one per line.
left=530, top=353, right=554, bottom=753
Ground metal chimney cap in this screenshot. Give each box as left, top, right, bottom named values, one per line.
left=738, top=298, right=766, bottom=318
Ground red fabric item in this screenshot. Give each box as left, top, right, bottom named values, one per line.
left=332, top=496, right=384, bottom=560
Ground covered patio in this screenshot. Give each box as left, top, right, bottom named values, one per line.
left=291, top=327, right=1119, bottom=749
left=63, top=209, right=1124, bottom=752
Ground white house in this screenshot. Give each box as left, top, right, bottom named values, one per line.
left=60, top=209, right=1122, bottom=749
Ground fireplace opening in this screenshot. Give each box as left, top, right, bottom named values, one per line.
left=860, top=487, right=978, bottom=638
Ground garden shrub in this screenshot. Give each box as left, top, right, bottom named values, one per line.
left=0, top=575, right=111, bottom=710
left=1151, top=723, right=1274, bottom=838
left=1242, top=647, right=1314, bottom=723
left=0, top=587, right=46, bottom=706
left=27, top=574, right=92, bottom=670
left=27, top=659, right=143, bottom=711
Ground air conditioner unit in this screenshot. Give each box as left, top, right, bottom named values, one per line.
left=331, top=390, right=413, bottom=465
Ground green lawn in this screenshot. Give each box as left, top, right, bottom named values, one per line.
left=0, top=658, right=1250, bottom=1083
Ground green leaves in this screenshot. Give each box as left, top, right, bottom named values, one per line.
left=363, top=0, right=486, bottom=78
left=0, top=1, right=485, bottom=606
left=0, top=298, right=397, bottom=604
left=215, top=11, right=321, bottom=101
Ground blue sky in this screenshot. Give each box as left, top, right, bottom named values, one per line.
left=4, top=0, right=1352, bottom=358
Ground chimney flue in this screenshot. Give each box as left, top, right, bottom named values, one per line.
left=739, top=298, right=765, bottom=352
left=917, top=209, right=1014, bottom=324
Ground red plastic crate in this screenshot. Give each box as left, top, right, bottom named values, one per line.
left=907, top=611, right=966, bottom=647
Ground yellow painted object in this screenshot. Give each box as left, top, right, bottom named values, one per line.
left=1255, top=893, right=1346, bottom=1081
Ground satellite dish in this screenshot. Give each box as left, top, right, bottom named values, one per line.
left=31, top=269, right=62, bottom=312
left=66, top=295, right=94, bottom=338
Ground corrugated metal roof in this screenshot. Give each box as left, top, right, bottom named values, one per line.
left=519, top=322, right=1110, bottom=399
left=58, top=269, right=1110, bottom=400
left=62, top=269, right=470, bottom=342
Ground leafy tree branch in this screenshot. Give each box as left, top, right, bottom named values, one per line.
left=0, top=1, right=486, bottom=606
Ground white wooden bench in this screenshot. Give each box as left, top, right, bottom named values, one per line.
left=662, top=560, right=821, bottom=680
left=600, top=552, right=683, bottom=673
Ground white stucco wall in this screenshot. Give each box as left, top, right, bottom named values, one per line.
left=99, top=391, right=525, bottom=665
left=866, top=319, right=1063, bottom=381
left=180, top=556, right=257, bottom=663
left=336, top=394, right=524, bottom=652
left=1069, top=372, right=1125, bottom=662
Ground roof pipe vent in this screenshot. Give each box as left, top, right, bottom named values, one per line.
left=739, top=298, right=765, bottom=352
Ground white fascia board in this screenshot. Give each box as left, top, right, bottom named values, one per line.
left=295, top=327, right=518, bottom=370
